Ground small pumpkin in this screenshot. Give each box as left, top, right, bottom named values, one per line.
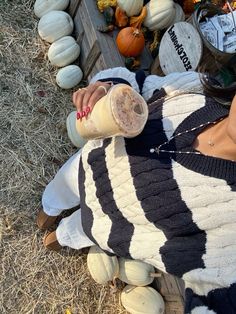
left=116, top=27, right=145, bottom=57
left=48, top=36, right=80, bottom=67
left=117, top=0, right=144, bottom=17
left=66, top=111, right=87, bottom=148
left=118, top=258, right=160, bottom=286
left=115, top=6, right=129, bottom=28
left=87, top=245, right=119, bottom=284
left=56, top=65, right=83, bottom=89
left=143, top=0, right=176, bottom=31
left=38, top=10, right=74, bottom=43
left=34, top=0, right=69, bottom=18
left=121, top=285, right=165, bottom=314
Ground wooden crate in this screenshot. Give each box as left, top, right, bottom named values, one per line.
left=68, top=0, right=153, bottom=80
left=153, top=271, right=185, bottom=314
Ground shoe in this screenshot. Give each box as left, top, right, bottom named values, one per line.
left=43, top=231, right=62, bottom=251
left=36, top=209, right=58, bottom=230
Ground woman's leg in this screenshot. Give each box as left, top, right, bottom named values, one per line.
left=56, top=208, right=94, bottom=250
left=42, top=149, right=82, bottom=216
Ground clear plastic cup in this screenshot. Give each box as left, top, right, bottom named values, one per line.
left=76, top=84, right=148, bottom=140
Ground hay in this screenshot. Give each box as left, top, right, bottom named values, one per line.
left=0, top=1, right=127, bottom=313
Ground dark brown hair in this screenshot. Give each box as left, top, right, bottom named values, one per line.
left=201, top=74, right=236, bottom=103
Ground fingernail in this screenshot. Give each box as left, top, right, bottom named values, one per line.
left=76, top=112, right=81, bottom=120
left=85, top=106, right=90, bottom=115
left=81, top=111, right=86, bottom=118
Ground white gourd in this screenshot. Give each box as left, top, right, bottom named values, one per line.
left=56, top=65, right=83, bottom=89
left=121, top=285, right=165, bottom=314
left=38, top=10, right=74, bottom=43
left=34, top=0, right=69, bottom=18
left=48, top=36, right=80, bottom=67
left=66, top=111, right=87, bottom=148
left=165, top=3, right=185, bottom=28
left=172, top=3, right=185, bottom=24
left=87, top=246, right=119, bottom=284
left=143, top=0, right=175, bottom=31
left=118, top=258, right=158, bottom=286
left=117, top=0, right=144, bottom=17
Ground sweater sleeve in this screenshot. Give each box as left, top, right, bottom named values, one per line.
left=142, top=71, right=203, bottom=101
left=89, top=67, right=140, bottom=93
left=89, top=68, right=204, bottom=102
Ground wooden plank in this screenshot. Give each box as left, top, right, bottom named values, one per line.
left=68, top=0, right=81, bottom=18
left=152, top=271, right=184, bottom=314
left=78, top=0, right=124, bottom=62
left=82, top=40, right=101, bottom=79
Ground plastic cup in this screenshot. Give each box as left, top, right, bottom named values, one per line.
left=76, top=84, right=148, bottom=140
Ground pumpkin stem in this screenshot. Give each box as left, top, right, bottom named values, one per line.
left=150, top=272, right=162, bottom=278
left=130, top=6, right=147, bottom=29
left=132, top=28, right=142, bottom=37
left=109, top=277, right=118, bottom=293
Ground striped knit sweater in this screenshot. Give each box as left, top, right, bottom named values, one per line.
left=79, top=68, right=236, bottom=314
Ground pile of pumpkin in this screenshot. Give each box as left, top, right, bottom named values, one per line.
left=34, top=0, right=83, bottom=89
left=87, top=245, right=165, bottom=314
left=97, top=0, right=201, bottom=64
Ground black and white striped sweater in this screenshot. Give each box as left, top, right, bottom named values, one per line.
left=79, top=68, right=236, bottom=314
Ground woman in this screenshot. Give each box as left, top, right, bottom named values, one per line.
left=37, top=67, right=236, bottom=313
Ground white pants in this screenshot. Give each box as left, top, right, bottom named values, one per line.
left=42, top=150, right=94, bottom=250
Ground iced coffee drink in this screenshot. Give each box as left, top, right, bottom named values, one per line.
left=76, top=84, right=148, bottom=139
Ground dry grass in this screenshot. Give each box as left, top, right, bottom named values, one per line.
left=0, top=1, right=127, bottom=313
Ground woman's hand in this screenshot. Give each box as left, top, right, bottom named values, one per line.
left=72, top=81, right=112, bottom=119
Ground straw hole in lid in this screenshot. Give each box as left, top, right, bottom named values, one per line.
left=133, top=104, right=143, bottom=115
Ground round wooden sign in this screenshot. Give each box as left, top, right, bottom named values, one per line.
left=159, top=22, right=203, bottom=75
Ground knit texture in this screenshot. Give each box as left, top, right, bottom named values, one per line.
left=79, top=68, right=236, bottom=314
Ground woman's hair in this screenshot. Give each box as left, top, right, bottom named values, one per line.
left=201, top=75, right=236, bottom=103
left=200, top=64, right=236, bottom=105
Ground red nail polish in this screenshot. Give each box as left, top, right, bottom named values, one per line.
left=86, top=106, right=90, bottom=115
left=76, top=112, right=81, bottom=120
left=81, top=111, right=86, bottom=118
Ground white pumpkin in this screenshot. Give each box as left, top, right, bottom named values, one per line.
left=117, top=0, right=144, bottom=17
left=38, top=10, right=74, bottom=43
left=121, top=285, right=165, bottom=314
left=34, top=0, right=69, bottom=18
left=56, top=65, right=83, bottom=89
left=48, top=36, right=80, bottom=67
left=87, top=245, right=119, bottom=284
left=172, top=3, right=185, bottom=24
left=143, top=0, right=175, bottom=31
left=118, top=258, right=158, bottom=286
left=66, top=111, right=87, bottom=148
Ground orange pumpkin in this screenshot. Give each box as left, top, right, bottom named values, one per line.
left=116, top=27, right=145, bottom=57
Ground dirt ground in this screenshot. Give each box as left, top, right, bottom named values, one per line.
left=0, top=1, right=127, bottom=313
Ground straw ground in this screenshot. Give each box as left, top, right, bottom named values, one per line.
left=0, top=1, right=127, bottom=313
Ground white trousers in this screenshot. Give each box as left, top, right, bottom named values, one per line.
left=42, top=150, right=94, bottom=250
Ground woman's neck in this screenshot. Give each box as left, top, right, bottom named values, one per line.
left=194, top=116, right=236, bottom=161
